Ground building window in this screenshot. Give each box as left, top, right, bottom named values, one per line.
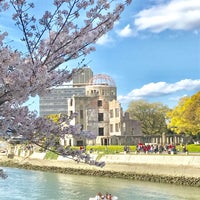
left=98, top=113, right=104, bottom=121
left=99, top=128, right=104, bottom=136
left=98, top=100, right=102, bottom=107
left=80, top=110, right=83, bottom=119
left=70, top=99, right=73, bottom=106
left=115, top=108, right=119, bottom=118
left=77, top=140, right=84, bottom=146
left=115, top=123, right=119, bottom=132
left=110, top=109, right=113, bottom=118
left=81, top=124, right=83, bottom=131
left=110, top=124, right=113, bottom=132
left=111, top=90, right=115, bottom=95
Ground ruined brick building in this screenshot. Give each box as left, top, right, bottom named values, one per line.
left=40, top=67, right=143, bottom=146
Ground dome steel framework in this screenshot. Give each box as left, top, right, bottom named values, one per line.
left=89, top=74, right=116, bottom=87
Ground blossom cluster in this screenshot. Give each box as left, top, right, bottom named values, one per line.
left=0, top=0, right=131, bottom=178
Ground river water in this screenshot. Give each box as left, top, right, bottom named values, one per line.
left=0, top=167, right=199, bottom=200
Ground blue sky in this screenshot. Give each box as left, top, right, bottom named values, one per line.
left=87, top=0, right=200, bottom=110
left=1, top=0, right=200, bottom=112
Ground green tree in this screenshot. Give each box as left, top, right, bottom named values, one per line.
left=47, top=114, right=61, bottom=123
left=167, top=91, right=200, bottom=135
left=127, top=100, right=169, bottom=135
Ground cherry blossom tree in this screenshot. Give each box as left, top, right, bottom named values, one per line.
left=0, top=0, right=131, bottom=178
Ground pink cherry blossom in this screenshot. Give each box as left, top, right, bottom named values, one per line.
left=0, top=0, right=131, bottom=178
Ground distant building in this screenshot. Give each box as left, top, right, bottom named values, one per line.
left=39, top=67, right=143, bottom=146
left=39, top=67, right=93, bottom=116
left=73, top=67, right=93, bottom=86
left=39, top=86, right=86, bottom=116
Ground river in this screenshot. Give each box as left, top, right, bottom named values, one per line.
left=0, top=167, right=199, bottom=200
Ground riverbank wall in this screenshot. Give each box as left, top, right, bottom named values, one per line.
left=0, top=152, right=200, bottom=187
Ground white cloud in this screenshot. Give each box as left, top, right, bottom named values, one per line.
left=118, top=79, right=200, bottom=103
left=169, top=94, right=188, bottom=102
left=96, top=34, right=113, bottom=45
left=134, top=0, right=200, bottom=33
left=116, top=24, right=137, bottom=37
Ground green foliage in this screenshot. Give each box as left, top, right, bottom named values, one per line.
left=167, top=91, right=200, bottom=135
left=86, top=145, right=136, bottom=154
left=186, top=144, right=200, bottom=153
left=86, top=145, right=200, bottom=154
left=44, top=151, right=59, bottom=160
left=176, top=144, right=200, bottom=153
left=46, top=114, right=61, bottom=123
left=127, top=100, right=169, bottom=135
left=43, top=145, right=200, bottom=160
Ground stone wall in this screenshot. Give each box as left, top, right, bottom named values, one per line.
left=1, top=153, right=200, bottom=187
left=100, top=154, right=200, bottom=167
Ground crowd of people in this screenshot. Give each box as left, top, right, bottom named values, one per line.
left=136, top=143, right=176, bottom=154
left=135, top=143, right=188, bottom=154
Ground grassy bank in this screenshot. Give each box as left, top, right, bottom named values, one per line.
left=73, top=144, right=200, bottom=154
left=177, top=144, right=200, bottom=153
left=42, top=144, right=200, bottom=160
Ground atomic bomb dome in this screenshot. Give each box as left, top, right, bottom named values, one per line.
left=89, top=74, right=116, bottom=87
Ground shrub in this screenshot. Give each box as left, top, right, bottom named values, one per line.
left=86, top=145, right=136, bottom=154
left=44, top=151, right=59, bottom=160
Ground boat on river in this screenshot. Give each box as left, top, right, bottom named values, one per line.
left=89, top=192, right=118, bottom=200
left=89, top=196, right=118, bottom=200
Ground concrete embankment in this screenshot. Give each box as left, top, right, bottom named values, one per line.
left=100, top=154, right=200, bottom=177
left=0, top=153, right=200, bottom=187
